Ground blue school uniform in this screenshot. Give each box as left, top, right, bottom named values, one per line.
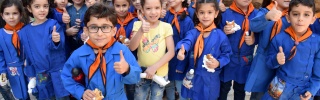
left=218, top=8, right=258, bottom=84
left=176, top=28, right=232, bottom=100
left=245, top=8, right=290, bottom=92
left=19, top=19, right=69, bottom=99
left=162, top=11, right=194, bottom=81
left=116, top=18, right=138, bottom=39
left=187, top=2, right=195, bottom=20
left=310, top=18, right=320, bottom=34
left=0, top=29, right=28, bottom=100
left=48, top=8, right=66, bottom=31
left=61, top=42, right=141, bottom=100
left=263, top=31, right=320, bottom=99
left=129, top=5, right=135, bottom=13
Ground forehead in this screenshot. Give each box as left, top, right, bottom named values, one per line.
left=3, top=5, right=19, bottom=13
left=143, top=0, right=161, bottom=6
left=31, top=0, right=49, bottom=4
left=197, top=3, right=215, bottom=10
left=290, top=4, right=313, bottom=12
left=114, top=0, right=130, bottom=4
left=87, top=16, right=113, bottom=26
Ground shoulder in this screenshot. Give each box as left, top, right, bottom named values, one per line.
left=133, top=21, right=142, bottom=26
left=72, top=44, right=94, bottom=57
left=213, top=28, right=228, bottom=39
left=160, top=21, right=171, bottom=28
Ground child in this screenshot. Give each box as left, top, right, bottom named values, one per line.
left=61, top=4, right=141, bottom=100
left=128, top=0, right=175, bottom=99
left=187, top=0, right=225, bottom=19
left=162, top=0, right=194, bottom=100
left=0, top=0, right=28, bottom=99
left=176, top=0, right=232, bottom=99
left=264, top=0, right=320, bottom=99
left=129, top=0, right=142, bottom=17
left=49, top=0, right=69, bottom=31
left=218, top=0, right=257, bottom=99
left=19, top=0, right=69, bottom=99
left=113, top=0, right=138, bottom=45
left=245, top=0, right=290, bottom=99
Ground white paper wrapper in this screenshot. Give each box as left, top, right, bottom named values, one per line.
left=28, top=78, right=36, bottom=94
left=140, top=73, right=170, bottom=87
left=202, top=55, right=215, bottom=73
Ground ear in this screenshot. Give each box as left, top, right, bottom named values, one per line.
left=286, top=14, right=290, bottom=23
left=27, top=6, right=32, bottom=13
left=111, top=26, right=117, bottom=37
left=83, top=27, right=89, bottom=35
left=311, top=16, right=317, bottom=24
left=214, top=10, right=219, bottom=18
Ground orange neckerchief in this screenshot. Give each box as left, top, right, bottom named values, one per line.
left=87, top=38, right=115, bottom=86
left=194, top=23, right=216, bottom=64
left=315, top=12, right=320, bottom=18
left=4, top=22, right=24, bottom=56
left=285, top=26, right=312, bottom=60
left=116, top=12, right=135, bottom=42
left=266, top=2, right=288, bottom=40
left=169, top=8, right=187, bottom=34
left=132, top=10, right=138, bottom=18
left=55, top=8, right=64, bottom=13
left=229, top=1, right=254, bottom=48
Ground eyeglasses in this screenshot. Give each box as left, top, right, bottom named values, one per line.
left=87, top=25, right=113, bottom=33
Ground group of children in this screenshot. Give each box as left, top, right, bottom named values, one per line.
left=0, top=0, right=320, bottom=100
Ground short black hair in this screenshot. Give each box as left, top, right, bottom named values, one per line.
left=288, top=0, right=315, bottom=16
left=84, top=3, right=117, bottom=26
left=141, top=0, right=162, bottom=8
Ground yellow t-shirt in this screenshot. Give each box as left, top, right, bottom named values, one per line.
left=132, top=21, right=173, bottom=76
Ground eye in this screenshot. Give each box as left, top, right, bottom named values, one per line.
left=13, top=12, right=19, bottom=15
left=122, top=4, right=127, bottom=7
left=116, top=5, right=120, bottom=7
left=293, top=13, right=298, bottom=16
left=44, top=5, right=49, bottom=8
left=304, top=14, right=310, bottom=16
left=200, top=12, right=204, bottom=14
left=34, top=5, right=39, bottom=8
left=156, top=7, right=160, bottom=9
left=90, top=26, right=98, bottom=30
left=3, top=12, right=9, bottom=15
left=209, top=11, right=212, bottom=14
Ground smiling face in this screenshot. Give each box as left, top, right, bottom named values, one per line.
left=141, top=0, right=161, bottom=23
left=27, top=0, right=49, bottom=23
left=54, top=0, right=68, bottom=9
left=114, top=0, right=130, bottom=18
left=196, top=3, right=218, bottom=28
left=288, top=4, right=315, bottom=35
left=168, top=0, right=182, bottom=8
left=84, top=16, right=117, bottom=47
left=132, top=0, right=142, bottom=10
left=1, top=5, right=21, bottom=27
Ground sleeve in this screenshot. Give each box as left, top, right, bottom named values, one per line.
left=0, top=44, right=6, bottom=74
left=121, top=47, right=142, bottom=84
left=176, top=20, right=194, bottom=72
left=132, top=21, right=142, bottom=32
left=218, top=13, right=226, bottom=30
left=249, top=8, right=272, bottom=32
left=49, top=22, right=65, bottom=50
left=164, top=23, right=173, bottom=38
left=175, top=30, right=196, bottom=54
left=266, top=36, right=281, bottom=69
left=306, top=45, right=320, bottom=95
left=216, top=35, right=232, bottom=68
left=24, top=58, right=36, bottom=77
left=61, top=54, right=86, bottom=100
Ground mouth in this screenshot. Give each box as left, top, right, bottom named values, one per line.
left=95, top=38, right=105, bottom=42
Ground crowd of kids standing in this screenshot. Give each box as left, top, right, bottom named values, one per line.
left=0, top=0, right=320, bottom=100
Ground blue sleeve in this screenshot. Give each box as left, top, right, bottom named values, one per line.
left=49, top=23, right=65, bottom=50
left=0, top=45, right=6, bottom=74
left=307, top=47, right=320, bottom=95
left=250, top=9, right=272, bottom=32
left=266, top=37, right=281, bottom=69
left=176, top=30, right=196, bottom=54
left=176, top=20, right=194, bottom=72
left=24, top=58, right=36, bottom=77
left=217, top=36, right=232, bottom=68
left=121, top=47, right=142, bottom=84
left=61, top=54, right=85, bottom=100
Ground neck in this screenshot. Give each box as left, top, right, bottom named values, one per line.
left=74, top=3, right=84, bottom=10
left=174, top=5, right=183, bottom=12
left=277, top=6, right=285, bottom=12
left=33, top=18, right=47, bottom=25
left=295, top=29, right=308, bottom=38
left=236, top=3, right=248, bottom=13
left=119, top=13, right=128, bottom=21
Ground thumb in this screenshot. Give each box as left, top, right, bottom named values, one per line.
left=119, top=50, right=125, bottom=60
left=162, top=1, right=167, bottom=10
left=53, top=25, right=57, bottom=33
left=137, top=10, right=145, bottom=22
left=279, top=46, right=283, bottom=53
left=273, top=1, right=278, bottom=10
left=63, top=8, right=68, bottom=14
left=181, top=44, right=185, bottom=51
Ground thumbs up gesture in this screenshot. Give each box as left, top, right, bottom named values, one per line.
left=265, top=1, right=283, bottom=21
left=206, top=57, right=220, bottom=69
left=177, top=44, right=186, bottom=60
left=62, top=8, right=70, bottom=24
left=114, top=50, right=129, bottom=74
left=277, top=46, right=285, bottom=65
left=160, top=1, right=167, bottom=18
left=52, top=26, right=60, bottom=43
left=245, top=31, right=255, bottom=45
left=138, top=10, right=150, bottom=33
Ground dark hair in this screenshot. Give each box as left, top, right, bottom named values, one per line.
left=193, top=0, right=221, bottom=26
left=179, top=0, right=189, bottom=20
left=0, top=0, right=29, bottom=25
left=141, top=0, right=162, bottom=8
left=111, top=0, right=131, bottom=5
left=84, top=3, right=117, bottom=26
left=288, top=0, right=315, bottom=16
left=24, top=0, right=52, bottom=18
left=261, top=0, right=272, bottom=8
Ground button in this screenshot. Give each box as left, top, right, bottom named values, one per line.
left=305, top=75, right=309, bottom=78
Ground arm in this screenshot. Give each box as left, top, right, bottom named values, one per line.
left=61, top=54, right=86, bottom=100
left=176, top=21, right=194, bottom=72
left=50, top=23, right=65, bottom=50
left=250, top=9, right=272, bottom=32
left=175, top=30, right=196, bottom=54
left=129, top=22, right=143, bottom=51
left=149, top=35, right=175, bottom=71
left=121, top=47, right=142, bottom=84
left=216, top=36, right=232, bottom=68
left=306, top=47, right=320, bottom=95
left=266, top=37, right=282, bottom=69
left=0, top=45, right=6, bottom=74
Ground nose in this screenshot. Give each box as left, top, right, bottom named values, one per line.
left=9, top=14, right=13, bottom=19
left=62, top=0, right=65, bottom=3
left=136, top=0, right=140, bottom=3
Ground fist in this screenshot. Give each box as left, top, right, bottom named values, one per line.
left=114, top=50, right=129, bottom=74
left=244, top=32, right=255, bottom=45
left=206, top=57, right=220, bottom=69
left=277, top=46, right=285, bottom=65
left=62, top=8, right=70, bottom=24
left=177, top=44, right=186, bottom=60
left=52, top=26, right=60, bottom=43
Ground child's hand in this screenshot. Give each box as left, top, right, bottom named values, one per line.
left=176, top=70, right=183, bottom=73
left=52, top=26, right=60, bottom=43
left=144, top=66, right=157, bottom=79
left=123, top=39, right=130, bottom=47
left=245, top=32, right=255, bottom=45
left=277, top=46, right=286, bottom=65
left=300, top=91, right=312, bottom=100
left=160, top=1, right=167, bottom=18
left=137, top=10, right=150, bottom=33
left=66, top=26, right=79, bottom=36
left=114, top=50, right=129, bottom=74
left=82, top=89, right=95, bottom=100
left=224, top=24, right=235, bottom=35
left=81, top=32, right=88, bottom=42
left=265, top=1, right=282, bottom=21
left=206, top=57, right=219, bottom=69
left=219, top=0, right=226, bottom=12
left=75, top=19, right=81, bottom=27
left=62, top=8, right=70, bottom=24
left=177, top=44, right=186, bottom=60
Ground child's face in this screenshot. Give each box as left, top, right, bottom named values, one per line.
left=1, top=5, right=21, bottom=27
left=141, top=0, right=162, bottom=23
left=196, top=3, right=218, bottom=28
left=55, top=0, right=68, bottom=9
left=168, top=0, right=182, bottom=8
left=85, top=0, right=101, bottom=7
left=131, top=0, right=142, bottom=10
left=73, top=0, right=85, bottom=5
left=274, top=0, right=291, bottom=10
left=114, top=0, right=130, bottom=18
left=84, top=17, right=116, bottom=47
left=288, top=4, right=315, bottom=35
left=234, top=0, right=252, bottom=8
left=28, top=0, right=49, bottom=21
